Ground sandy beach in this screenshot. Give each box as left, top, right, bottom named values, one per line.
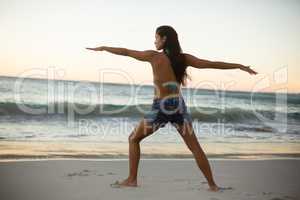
left=0, top=159, right=299, bottom=200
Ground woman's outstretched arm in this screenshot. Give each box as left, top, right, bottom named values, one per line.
left=86, top=46, right=157, bottom=62
left=184, top=53, right=257, bottom=75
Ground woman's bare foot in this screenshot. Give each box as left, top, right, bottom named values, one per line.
left=207, top=184, right=234, bottom=192
left=110, top=178, right=138, bottom=188
left=208, top=184, right=220, bottom=192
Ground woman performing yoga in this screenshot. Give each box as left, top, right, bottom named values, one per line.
left=86, top=25, right=257, bottom=191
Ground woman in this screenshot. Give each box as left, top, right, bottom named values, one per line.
left=86, top=25, right=257, bottom=191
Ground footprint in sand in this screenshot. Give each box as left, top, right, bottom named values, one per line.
left=67, top=172, right=89, bottom=177
left=66, top=170, right=117, bottom=178
left=282, top=195, right=298, bottom=200
left=269, top=197, right=297, bottom=200
left=187, top=184, right=234, bottom=192
left=261, top=192, right=297, bottom=200
left=66, top=169, right=99, bottom=177
left=263, top=192, right=273, bottom=196
left=243, top=192, right=256, bottom=197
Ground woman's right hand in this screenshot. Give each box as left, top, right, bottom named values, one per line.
left=85, top=46, right=105, bottom=51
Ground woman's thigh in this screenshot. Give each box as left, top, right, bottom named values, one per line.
left=129, top=118, right=159, bottom=142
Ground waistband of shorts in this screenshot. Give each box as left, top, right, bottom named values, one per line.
left=153, top=95, right=183, bottom=103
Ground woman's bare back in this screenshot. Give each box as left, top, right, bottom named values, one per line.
left=150, top=52, right=182, bottom=99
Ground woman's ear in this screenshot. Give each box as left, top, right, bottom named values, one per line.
left=162, top=36, right=167, bottom=42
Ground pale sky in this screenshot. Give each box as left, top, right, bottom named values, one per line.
left=1, top=0, right=299, bottom=93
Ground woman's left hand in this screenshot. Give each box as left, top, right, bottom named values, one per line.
left=240, top=65, right=258, bottom=75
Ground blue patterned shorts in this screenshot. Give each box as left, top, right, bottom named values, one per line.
left=143, top=96, right=192, bottom=129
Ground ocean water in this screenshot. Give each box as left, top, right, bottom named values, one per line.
left=0, top=75, right=299, bottom=147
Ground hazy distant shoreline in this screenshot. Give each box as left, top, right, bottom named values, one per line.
left=1, top=140, right=300, bottom=161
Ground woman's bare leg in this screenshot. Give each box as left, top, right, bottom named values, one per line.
left=118, top=118, right=157, bottom=187
left=175, top=121, right=220, bottom=191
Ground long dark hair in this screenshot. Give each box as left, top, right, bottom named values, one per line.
left=156, top=25, right=190, bottom=86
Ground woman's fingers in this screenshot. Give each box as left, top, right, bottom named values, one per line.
left=248, top=67, right=257, bottom=75
left=244, top=66, right=257, bottom=75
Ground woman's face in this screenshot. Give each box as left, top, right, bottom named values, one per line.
left=154, top=33, right=166, bottom=50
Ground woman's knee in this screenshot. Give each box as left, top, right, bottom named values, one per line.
left=129, top=129, right=155, bottom=143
